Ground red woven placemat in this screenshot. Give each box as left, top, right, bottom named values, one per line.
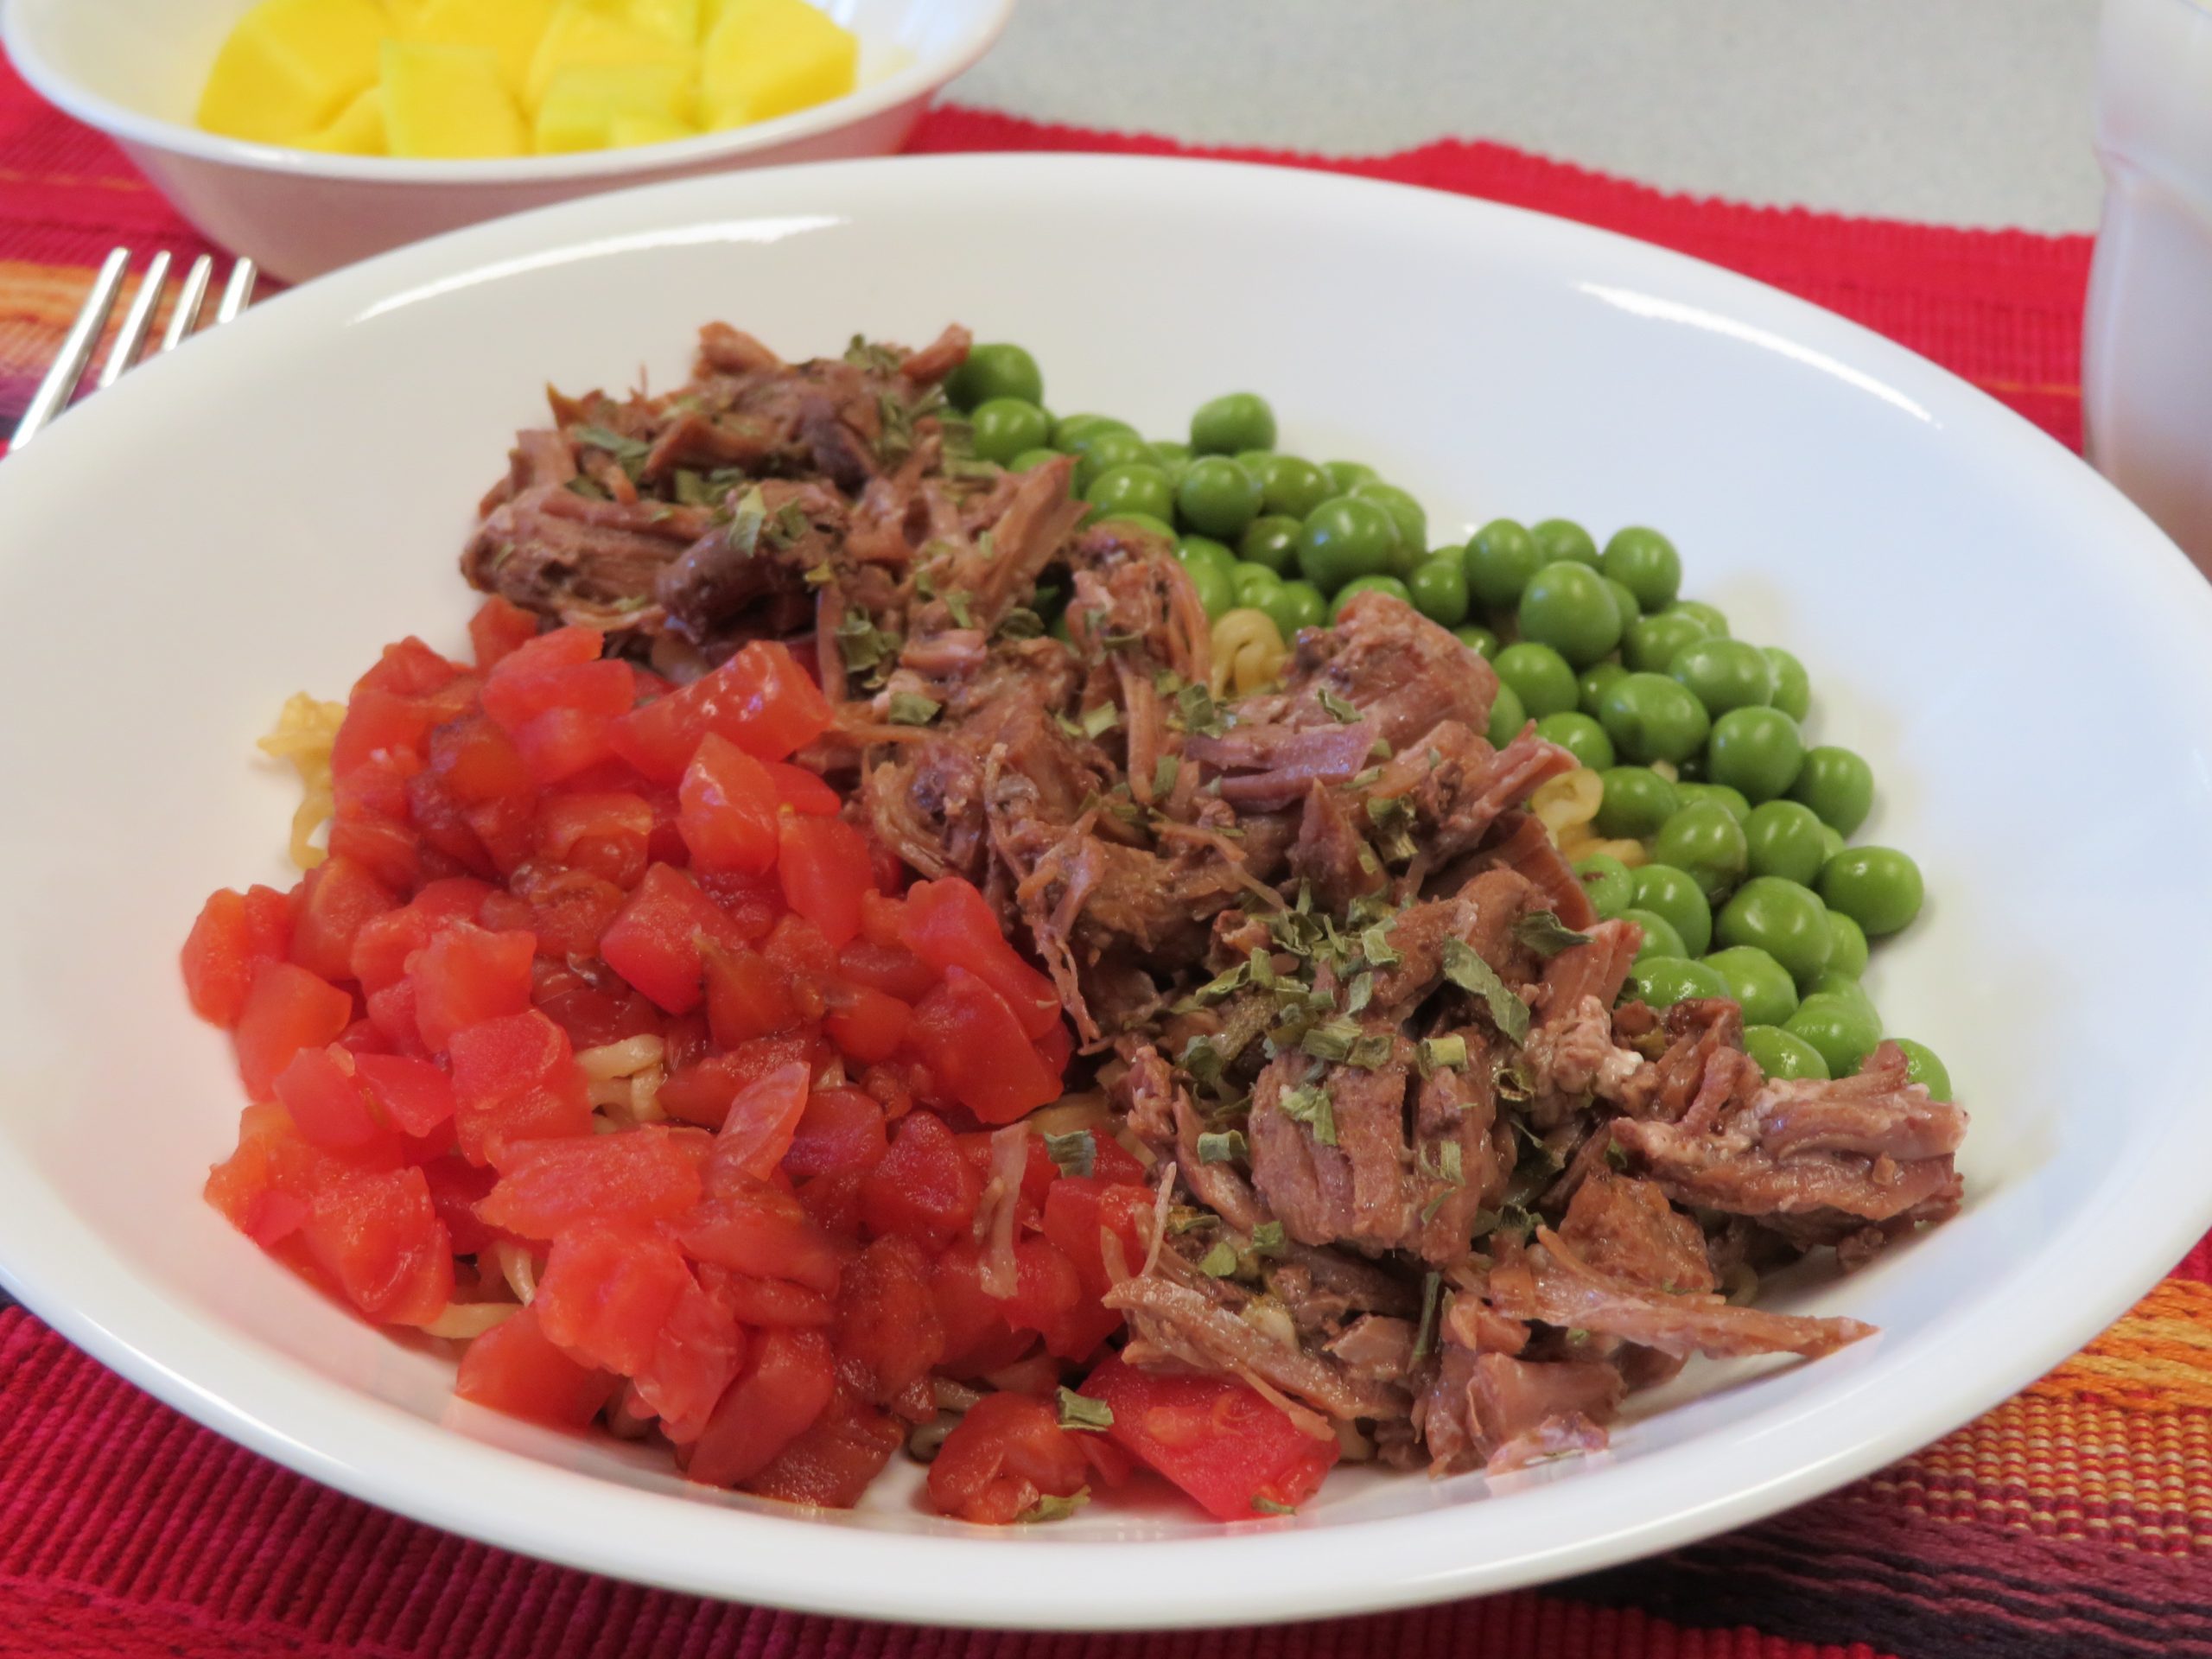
left=3, top=58, right=2207, bottom=1659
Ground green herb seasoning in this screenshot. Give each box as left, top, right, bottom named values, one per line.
left=1043, top=1128, right=1096, bottom=1179
left=1441, top=938, right=1531, bottom=1045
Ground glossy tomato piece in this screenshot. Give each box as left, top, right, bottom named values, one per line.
left=235, top=963, right=355, bottom=1102
left=296, top=1165, right=454, bottom=1326
left=418, top=1153, right=499, bottom=1254
left=355, top=635, right=463, bottom=698
left=705, top=1268, right=836, bottom=1327
left=629, top=1277, right=745, bottom=1444
left=679, top=1177, right=845, bottom=1294
left=1080, top=1355, right=1341, bottom=1522
left=925, top=1392, right=1090, bottom=1525
left=655, top=1032, right=814, bottom=1129
left=836, top=937, right=936, bottom=1003
left=742, top=1386, right=905, bottom=1508
left=599, top=863, right=754, bottom=1014
left=691, top=866, right=783, bottom=940
left=273, top=1045, right=390, bottom=1154
left=764, top=760, right=839, bottom=816
left=899, top=878, right=1060, bottom=1040
left=609, top=640, right=833, bottom=783
left=329, top=686, right=437, bottom=784
left=448, top=1008, right=592, bottom=1165
left=1040, top=1177, right=1152, bottom=1299
left=351, top=1052, right=455, bottom=1138
left=410, top=924, right=537, bottom=1053
left=834, top=1234, right=945, bottom=1406
left=701, top=939, right=798, bottom=1046
left=467, top=594, right=541, bottom=670
left=181, top=885, right=294, bottom=1027
left=455, top=1304, right=618, bottom=1427
left=859, top=1110, right=981, bottom=1248
left=684, top=1325, right=836, bottom=1489
left=776, top=813, right=870, bottom=948
left=906, top=969, right=1062, bottom=1125
left=289, top=855, right=398, bottom=985
left=782, top=1086, right=887, bottom=1179
left=930, top=1242, right=1034, bottom=1376
left=677, top=733, right=781, bottom=874
left=535, top=791, right=653, bottom=888
left=509, top=862, right=628, bottom=960
left=531, top=969, right=660, bottom=1052
left=477, top=1123, right=707, bottom=1238
left=531, top=1223, right=692, bottom=1375
left=708, top=1061, right=812, bottom=1185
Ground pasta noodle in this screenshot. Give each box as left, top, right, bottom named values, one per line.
left=257, top=692, right=345, bottom=870
left=1209, top=607, right=1289, bottom=696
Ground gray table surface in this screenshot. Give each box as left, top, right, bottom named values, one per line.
left=948, top=0, right=2109, bottom=233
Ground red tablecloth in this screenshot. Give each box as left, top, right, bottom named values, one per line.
left=3, top=58, right=2207, bottom=1659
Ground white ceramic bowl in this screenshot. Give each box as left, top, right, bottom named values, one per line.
left=1, top=0, right=1012, bottom=283
left=1, top=153, right=2208, bottom=1630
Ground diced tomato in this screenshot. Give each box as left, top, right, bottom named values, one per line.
left=455, top=1304, right=620, bottom=1428
left=326, top=813, right=422, bottom=893
left=289, top=855, right=398, bottom=984
left=677, top=734, right=781, bottom=874
left=761, top=911, right=839, bottom=985
left=776, top=813, right=870, bottom=948
left=508, top=862, right=627, bottom=960
left=354, top=636, right=462, bottom=699
left=655, top=1032, right=813, bottom=1128
left=709, top=1061, right=811, bottom=1184
left=536, top=791, right=653, bottom=888
left=836, top=937, right=936, bottom=1003
left=822, top=982, right=910, bottom=1066
left=350, top=1052, right=455, bottom=1138
left=630, top=1278, right=745, bottom=1443
left=858, top=888, right=907, bottom=951
left=995, top=1236, right=1083, bottom=1338
left=531, top=1224, right=692, bottom=1375
left=742, top=1386, right=905, bottom=1508
left=531, top=969, right=659, bottom=1051
left=235, top=963, right=355, bottom=1101
left=701, top=940, right=798, bottom=1046
left=704, top=1268, right=836, bottom=1327
left=274, top=1045, right=391, bottom=1154
left=409, top=924, right=537, bottom=1053
left=1080, top=1356, right=1341, bottom=1522
left=858, top=1062, right=918, bottom=1124
left=1040, top=1177, right=1152, bottom=1300
left=859, top=1110, right=981, bottom=1248
left=795, top=1169, right=864, bottom=1241
left=906, top=969, right=1062, bottom=1125
left=764, top=760, right=839, bottom=816
left=425, top=712, right=534, bottom=807
left=329, top=687, right=437, bottom=785
left=925, top=1392, right=1090, bottom=1525
left=930, top=1243, right=1035, bottom=1376
left=834, top=1235, right=945, bottom=1405
left=296, top=1165, right=454, bottom=1325
left=365, top=980, right=424, bottom=1058
left=181, top=885, right=295, bottom=1027
left=478, top=888, right=534, bottom=934
left=1034, top=1020, right=1073, bottom=1078
left=782, top=1086, right=887, bottom=1179
left=609, top=640, right=833, bottom=784
left=684, top=1325, right=836, bottom=1489
left=419, top=1154, right=499, bottom=1254
left=899, top=878, right=1061, bottom=1040
left=599, top=863, right=755, bottom=1014
left=448, top=1009, right=592, bottom=1164
left=478, top=1124, right=706, bottom=1238
left=692, top=866, right=782, bottom=940
left=467, top=595, right=541, bottom=671
left=479, top=626, right=607, bottom=728
left=679, top=1177, right=844, bottom=1294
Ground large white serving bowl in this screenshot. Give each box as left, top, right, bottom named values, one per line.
left=1, top=0, right=1012, bottom=282
left=0, top=152, right=2206, bottom=1630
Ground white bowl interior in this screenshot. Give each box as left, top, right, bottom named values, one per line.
left=0, top=155, right=2208, bottom=1627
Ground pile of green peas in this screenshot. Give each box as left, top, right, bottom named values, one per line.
left=943, top=344, right=1947, bottom=1102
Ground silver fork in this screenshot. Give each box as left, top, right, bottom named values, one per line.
left=13, top=249, right=257, bottom=450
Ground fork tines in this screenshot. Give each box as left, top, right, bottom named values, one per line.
left=13, top=248, right=257, bottom=450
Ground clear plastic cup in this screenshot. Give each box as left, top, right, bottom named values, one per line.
left=2085, top=0, right=2212, bottom=572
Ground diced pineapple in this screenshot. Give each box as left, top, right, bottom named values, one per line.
left=294, top=85, right=387, bottom=154
left=400, top=0, right=556, bottom=94
left=626, top=0, right=702, bottom=47
left=197, top=0, right=392, bottom=144
left=378, top=0, right=435, bottom=27
left=524, top=0, right=690, bottom=113
left=382, top=41, right=528, bottom=158
left=608, top=111, right=699, bottom=148
left=699, top=0, right=856, bottom=129
left=533, top=60, right=692, bottom=153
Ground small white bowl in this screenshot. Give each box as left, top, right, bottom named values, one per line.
left=2, top=0, right=1012, bottom=283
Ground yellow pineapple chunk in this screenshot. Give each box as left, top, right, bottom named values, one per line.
left=198, top=0, right=392, bottom=144
left=294, top=85, right=386, bottom=154
left=524, top=0, right=690, bottom=112
left=700, top=0, right=856, bottom=129
left=382, top=41, right=528, bottom=157
left=626, top=0, right=703, bottom=47
left=609, top=111, right=700, bottom=148
left=534, top=61, right=692, bottom=153
left=401, top=0, right=557, bottom=93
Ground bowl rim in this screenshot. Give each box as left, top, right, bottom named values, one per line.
left=0, top=0, right=1015, bottom=186
left=3, top=149, right=2209, bottom=1630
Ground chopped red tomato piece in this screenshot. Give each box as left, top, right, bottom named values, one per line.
left=447, top=1009, right=592, bottom=1164
left=1040, top=1176, right=1152, bottom=1299
left=899, top=878, right=1061, bottom=1040
left=709, top=1061, right=811, bottom=1183
left=833, top=1234, right=945, bottom=1405
left=531, top=1224, right=692, bottom=1375
left=836, top=936, right=937, bottom=1002
left=1080, top=1356, right=1340, bottom=1522
left=764, top=760, right=839, bottom=816
left=630, top=1278, right=744, bottom=1443
left=235, top=963, right=355, bottom=1101
left=609, top=639, right=833, bottom=783
left=782, top=1086, right=888, bottom=1179
left=410, top=924, right=536, bottom=1053
left=822, top=982, right=910, bottom=1065
left=351, top=1052, right=455, bottom=1138
left=455, top=1304, right=618, bottom=1427
left=478, top=1124, right=706, bottom=1237
left=677, top=733, right=780, bottom=874
left=679, top=1177, right=844, bottom=1294
left=859, top=1110, right=981, bottom=1248
left=274, top=1046, right=391, bottom=1154
left=925, top=1392, right=1090, bottom=1525
left=777, top=813, right=871, bottom=947
left=701, top=939, right=798, bottom=1046
left=684, top=1325, right=836, bottom=1489
left=742, top=1386, right=905, bottom=1507
left=296, top=1165, right=454, bottom=1326
left=467, top=595, right=541, bottom=671
left=289, top=855, right=399, bottom=984
left=704, top=1268, right=836, bottom=1327
left=598, top=863, right=753, bottom=1014
left=535, top=791, right=653, bottom=887
left=906, top=968, right=1062, bottom=1125
left=930, top=1243, right=1036, bottom=1376
left=655, top=1031, right=814, bottom=1128
left=182, top=885, right=295, bottom=1027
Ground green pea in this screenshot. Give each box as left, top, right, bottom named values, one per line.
left=1260, top=456, right=1332, bottom=520
left=1176, top=455, right=1264, bottom=539
left=1669, top=637, right=1774, bottom=716
left=1324, top=460, right=1378, bottom=493
left=1150, top=439, right=1192, bottom=468
left=1820, top=846, right=1923, bottom=936
left=1178, top=552, right=1236, bottom=620
left=1598, top=671, right=1710, bottom=764
left=1238, top=513, right=1303, bottom=575
left=1574, top=854, right=1636, bottom=921
left=1703, top=945, right=1801, bottom=1027
left=967, top=397, right=1051, bottom=465
left=1716, top=876, right=1833, bottom=983
left=1601, top=526, right=1681, bottom=611
left=1007, top=447, right=1065, bottom=473
left=1298, top=496, right=1401, bottom=590
left=1743, top=1024, right=1830, bottom=1082
left=1190, top=392, right=1276, bottom=455
left=1630, top=957, right=1731, bottom=1010
left=1630, top=862, right=1713, bottom=957
left=1233, top=562, right=1284, bottom=608
left=1707, top=706, right=1805, bottom=803
left=1675, top=782, right=1751, bottom=827
left=1786, top=994, right=1882, bottom=1077
left=1407, top=555, right=1471, bottom=626
left=1530, top=518, right=1600, bottom=568
left=1535, top=711, right=1615, bottom=771
left=1791, top=747, right=1875, bottom=836
left=1092, top=512, right=1179, bottom=547
left=1674, top=753, right=1706, bottom=783
left=1620, top=909, right=1688, bottom=963
left=1485, top=680, right=1529, bottom=748
left=946, top=343, right=1042, bottom=410
left=1806, top=969, right=1876, bottom=1020
left=1825, top=907, right=1869, bottom=978
left=1053, top=413, right=1135, bottom=453
left=1819, top=823, right=1846, bottom=863
left=1462, top=519, right=1541, bottom=609
left=1765, top=646, right=1810, bottom=721
left=1593, top=766, right=1679, bottom=838
left=1651, top=801, right=1749, bottom=903
left=1520, top=561, right=1625, bottom=667
left=1622, top=611, right=1707, bottom=675
left=1260, top=579, right=1329, bottom=639
left=1072, top=430, right=1154, bottom=493
left=1177, top=535, right=1238, bottom=584
left=1666, top=599, right=1730, bottom=637
left=1330, top=574, right=1413, bottom=622
left=1742, top=800, right=1827, bottom=885
left=1455, top=625, right=1500, bottom=660
left=1600, top=579, right=1638, bottom=635
left=1892, top=1038, right=1953, bottom=1101
left=1578, top=661, right=1628, bottom=720
left=1085, top=463, right=1175, bottom=522
left=1494, top=641, right=1580, bottom=719
left=1350, top=482, right=1427, bottom=571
